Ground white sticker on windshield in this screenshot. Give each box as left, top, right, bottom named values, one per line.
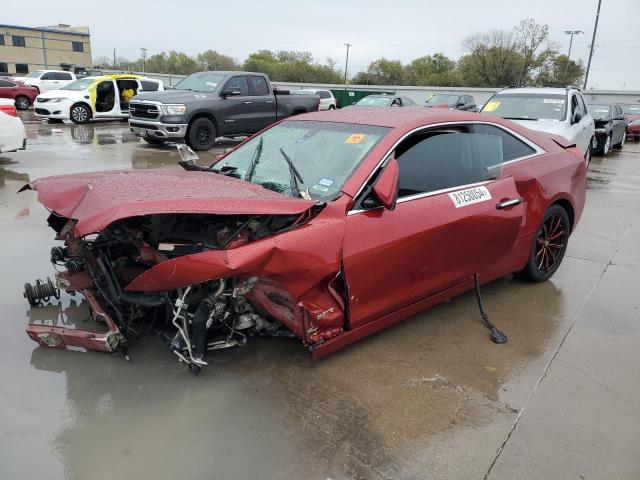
left=318, top=178, right=334, bottom=187
left=448, top=186, right=492, bottom=208
left=543, top=98, right=565, bottom=104
left=205, top=82, right=218, bottom=87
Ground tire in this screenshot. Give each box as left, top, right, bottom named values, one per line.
left=186, top=117, right=217, bottom=151
left=15, top=95, right=30, bottom=110
left=599, top=134, right=611, bottom=156
left=584, top=141, right=592, bottom=166
left=519, top=205, right=570, bottom=282
left=70, top=103, right=91, bottom=124
left=613, top=130, right=626, bottom=150
left=47, top=118, right=64, bottom=124
left=329, top=105, right=336, bottom=110
left=142, top=136, right=166, bottom=145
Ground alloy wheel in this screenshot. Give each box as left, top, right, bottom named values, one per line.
left=16, top=97, right=29, bottom=109
left=72, top=106, right=88, bottom=123
left=535, top=214, right=567, bottom=274
left=602, top=135, right=611, bottom=155
left=196, top=125, right=212, bottom=146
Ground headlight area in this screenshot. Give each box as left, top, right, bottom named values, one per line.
left=24, top=212, right=306, bottom=373
left=159, top=104, right=187, bottom=115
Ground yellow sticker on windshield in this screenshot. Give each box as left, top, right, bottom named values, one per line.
left=345, top=134, right=366, bottom=144
left=483, top=101, right=501, bottom=112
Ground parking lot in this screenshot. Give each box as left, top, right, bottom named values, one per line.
left=1, top=111, right=639, bottom=479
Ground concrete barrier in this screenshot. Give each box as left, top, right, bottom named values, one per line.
left=92, top=69, right=640, bottom=106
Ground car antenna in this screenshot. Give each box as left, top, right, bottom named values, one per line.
left=473, top=274, right=507, bottom=344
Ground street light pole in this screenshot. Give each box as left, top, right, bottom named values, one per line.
left=584, top=0, right=602, bottom=89
left=343, top=43, right=351, bottom=84
left=563, top=30, right=584, bottom=82
left=140, top=47, right=148, bottom=74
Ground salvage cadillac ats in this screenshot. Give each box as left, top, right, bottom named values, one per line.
left=22, top=108, right=587, bottom=372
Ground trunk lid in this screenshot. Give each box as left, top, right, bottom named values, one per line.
left=25, top=169, right=316, bottom=236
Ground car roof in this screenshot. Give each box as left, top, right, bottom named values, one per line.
left=495, top=87, right=573, bottom=96
left=292, top=106, right=482, bottom=128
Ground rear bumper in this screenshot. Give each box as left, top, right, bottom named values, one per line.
left=129, top=119, right=188, bottom=139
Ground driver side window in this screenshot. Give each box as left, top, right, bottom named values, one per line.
left=395, top=130, right=504, bottom=198
left=224, top=76, right=249, bottom=96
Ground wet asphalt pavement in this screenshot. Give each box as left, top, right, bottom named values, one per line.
left=1, top=111, right=639, bottom=480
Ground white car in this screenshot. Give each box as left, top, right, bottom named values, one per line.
left=21, top=70, right=77, bottom=93
left=295, top=88, right=337, bottom=110
left=481, top=86, right=595, bottom=162
left=34, top=74, right=164, bottom=124
left=0, top=99, right=26, bottom=153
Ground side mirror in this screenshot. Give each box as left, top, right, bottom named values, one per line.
left=457, top=100, right=465, bottom=107
left=372, top=158, right=399, bottom=210
left=220, top=88, right=241, bottom=97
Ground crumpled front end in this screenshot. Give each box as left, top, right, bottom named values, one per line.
left=23, top=179, right=349, bottom=372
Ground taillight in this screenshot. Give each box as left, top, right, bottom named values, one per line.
left=0, top=105, right=17, bottom=117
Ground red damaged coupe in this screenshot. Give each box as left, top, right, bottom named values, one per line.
left=22, top=107, right=586, bottom=372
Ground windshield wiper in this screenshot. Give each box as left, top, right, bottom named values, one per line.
left=245, top=137, right=264, bottom=181
left=503, top=116, right=539, bottom=121
left=279, top=148, right=305, bottom=198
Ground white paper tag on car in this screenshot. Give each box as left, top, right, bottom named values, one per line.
left=448, top=186, right=492, bottom=208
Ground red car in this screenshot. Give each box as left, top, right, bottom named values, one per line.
left=622, top=105, right=640, bottom=141
left=22, top=108, right=586, bottom=372
left=0, top=78, right=39, bottom=110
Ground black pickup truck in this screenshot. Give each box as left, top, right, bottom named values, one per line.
left=128, top=71, right=320, bottom=150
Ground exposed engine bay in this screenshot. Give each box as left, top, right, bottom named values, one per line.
left=25, top=211, right=311, bottom=373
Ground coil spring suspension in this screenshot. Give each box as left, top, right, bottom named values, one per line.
left=24, top=277, right=60, bottom=306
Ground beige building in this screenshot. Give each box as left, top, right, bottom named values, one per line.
left=0, top=23, right=92, bottom=75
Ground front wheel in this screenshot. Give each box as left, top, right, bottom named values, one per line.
left=70, top=103, right=91, bottom=124
left=584, top=141, right=592, bottom=166
left=186, top=117, right=217, bottom=151
left=518, top=205, right=570, bottom=282
left=613, top=131, right=626, bottom=150
left=599, top=134, right=611, bottom=156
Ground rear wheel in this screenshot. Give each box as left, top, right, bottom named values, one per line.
left=613, top=131, right=626, bottom=150
left=519, top=205, right=570, bottom=282
left=186, top=117, right=217, bottom=151
left=142, top=136, right=166, bottom=145
left=329, top=105, right=336, bottom=110
left=70, top=103, right=91, bottom=124
left=15, top=95, right=30, bottom=110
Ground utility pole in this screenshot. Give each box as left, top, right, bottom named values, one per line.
left=113, top=48, right=116, bottom=70
left=584, top=0, right=602, bottom=89
left=140, top=47, right=148, bottom=73
left=343, top=43, right=351, bottom=84
left=563, top=30, right=583, bottom=83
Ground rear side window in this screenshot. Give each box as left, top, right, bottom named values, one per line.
left=41, top=72, right=56, bottom=80
left=396, top=132, right=503, bottom=197
left=472, top=124, right=536, bottom=162
left=141, top=80, right=159, bottom=91
left=248, top=76, right=269, bottom=96
left=318, top=90, right=331, bottom=99
left=55, top=72, right=73, bottom=80
left=225, top=76, right=249, bottom=96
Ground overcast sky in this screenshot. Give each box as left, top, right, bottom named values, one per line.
left=4, top=0, right=640, bottom=89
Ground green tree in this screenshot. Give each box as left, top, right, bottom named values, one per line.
left=405, top=53, right=461, bottom=86
left=537, top=54, right=585, bottom=86
left=352, top=59, right=405, bottom=85
left=197, top=50, right=239, bottom=71
left=165, top=51, right=199, bottom=75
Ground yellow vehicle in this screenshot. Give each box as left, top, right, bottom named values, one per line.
left=34, top=74, right=164, bottom=124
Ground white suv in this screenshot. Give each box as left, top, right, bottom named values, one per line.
left=22, top=70, right=77, bottom=93
left=481, top=86, right=595, bottom=162
left=295, top=88, right=337, bottom=110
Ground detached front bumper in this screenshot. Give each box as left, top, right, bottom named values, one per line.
left=129, top=119, right=188, bottom=139
left=26, top=288, right=124, bottom=352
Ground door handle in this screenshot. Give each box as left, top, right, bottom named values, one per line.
left=496, top=197, right=523, bottom=210
left=265, top=100, right=274, bottom=104
left=244, top=101, right=253, bottom=104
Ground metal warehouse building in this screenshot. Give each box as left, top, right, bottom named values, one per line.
left=0, top=23, right=92, bottom=75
